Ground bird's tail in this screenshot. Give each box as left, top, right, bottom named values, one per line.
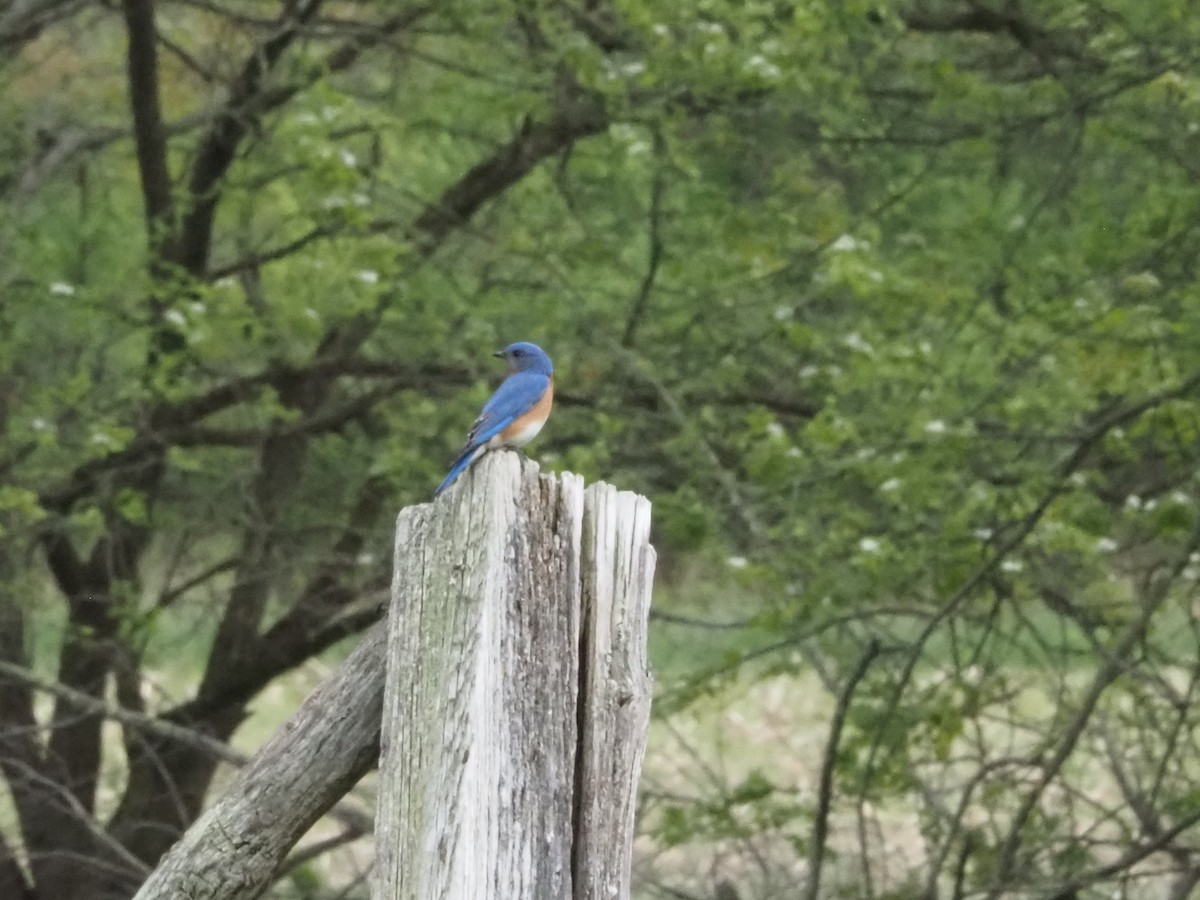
left=435, top=445, right=484, bottom=497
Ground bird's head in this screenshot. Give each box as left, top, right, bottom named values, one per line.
left=494, top=341, right=553, bottom=376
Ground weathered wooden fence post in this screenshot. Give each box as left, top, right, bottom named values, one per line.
left=373, top=450, right=654, bottom=900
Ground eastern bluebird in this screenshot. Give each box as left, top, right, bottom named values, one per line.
left=435, top=341, right=554, bottom=497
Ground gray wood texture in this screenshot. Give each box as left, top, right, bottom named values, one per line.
left=374, top=451, right=654, bottom=900
left=132, top=452, right=652, bottom=900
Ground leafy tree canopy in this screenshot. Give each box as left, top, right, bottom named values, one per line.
left=1, top=0, right=1199, bottom=898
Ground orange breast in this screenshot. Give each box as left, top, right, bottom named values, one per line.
left=497, top=380, right=553, bottom=446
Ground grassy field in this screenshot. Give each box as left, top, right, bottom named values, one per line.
left=4, top=556, right=1196, bottom=900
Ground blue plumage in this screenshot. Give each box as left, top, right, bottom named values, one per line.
left=435, top=342, right=554, bottom=497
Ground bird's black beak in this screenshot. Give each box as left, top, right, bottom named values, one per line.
left=492, top=350, right=506, bottom=359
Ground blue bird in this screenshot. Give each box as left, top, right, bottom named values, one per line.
left=435, top=342, right=555, bottom=497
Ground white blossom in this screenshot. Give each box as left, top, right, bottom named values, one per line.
left=830, top=233, right=866, bottom=252
left=744, top=54, right=781, bottom=80
left=843, top=331, right=874, bottom=355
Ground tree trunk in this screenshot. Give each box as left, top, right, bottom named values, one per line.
left=374, top=451, right=654, bottom=900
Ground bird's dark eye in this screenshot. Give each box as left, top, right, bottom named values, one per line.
left=513, top=349, right=524, bottom=357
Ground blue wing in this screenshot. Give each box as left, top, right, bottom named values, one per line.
left=435, top=372, right=550, bottom=496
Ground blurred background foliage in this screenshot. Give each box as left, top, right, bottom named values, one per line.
left=2, top=0, right=1200, bottom=898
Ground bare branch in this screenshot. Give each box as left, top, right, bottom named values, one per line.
left=278, top=827, right=366, bottom=877
left=156, top=555, right=240, bottom=608
left=205, top=223, right=341, bottom=280
left=0, top=0, right=89, bottom=54
left=121, top=0, right=175, bottom=246
left=0, top=825, right=33, bottom=900
left=985, top=514, right=1200, bottom=897
left=805, top=639, right=882, bottom=900
left=622, top=129, right=666, bottom=349
left=175, top=0, right=325, bottom=273
left=0, top=660, right=244, bottom=767
left=410, top=84, right=608, bottom=256
left=166, top=598, right=383, bottom=726
left=130, top=623, right=386, bottom=900
left=1044, top=806, right=1200, bottom=898
left=175, top=3, right=432, bottom=274
left=5, top=758, right=151, bottom=881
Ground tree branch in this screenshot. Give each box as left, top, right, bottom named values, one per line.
left=166, top=598, right=383, bottom=727
left=0, top=0, right=89, bottom=54
left=121, top=0, right=175, bottom=248
left=205, top=222, right=341, bottom=280
left=156, top=555, right=240, bottom=608
left=622, top=129, right=666, bottom=349
left=0, top=824, right=33, bottom=900
left=130, top=623, right=386, bottom=900
left=175, top=3, right=431, bottom=274
left=0, top=660, right=244, bottom=766
left=901, top=1, right=1102, bottom=76
left=985, top=514, right=1200, bottom=896
left=409, top=82, right=608, bottom=256
left=174, top=0, right=324, bottom=273
left=6, top=758, right=151, bottom=882
left=855, top=366, right=1200, bottom=872
left=0, top=582, right=42, bottom=900
left=804, top=639, right=882, bottom=900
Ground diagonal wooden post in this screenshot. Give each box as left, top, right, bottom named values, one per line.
left=373, top=451, right=654, bottom=900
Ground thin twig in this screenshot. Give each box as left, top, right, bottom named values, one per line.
left=805, top=639, right=881, bottom=900
left=984, top=516, right=1200, bottom=897
left=622, top=129, right=666, bottom=348
left=3, top=759, right=150, bottom=878
left=0, top=660, right=245, bottom=765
